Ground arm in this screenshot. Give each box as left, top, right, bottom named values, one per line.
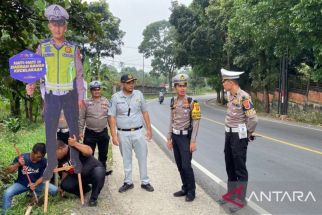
left=5, top=156, right=23, bottom=174
left=108, top=116, right=119, bottom=145
left=139, top=92, right=152, bottom=140
left=242, top=97, right=258, bottom=135
left=68, top=135, right=92, bottom=156
left=167, top=110, right=173, bottom=141
left=75, top=48, right=85, bottom=105
left=5, top=162, right=20, bottom=174
left=142, top=111, right=152, bottom=140
left=78, top=102, right=86, bottom=138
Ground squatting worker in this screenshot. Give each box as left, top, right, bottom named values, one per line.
left=217, top=68, right=258, bottom=213
left=79, top=80, right=112, bottom=175
left=26, top=4, right=85, bottom=181
left=167, top=74, right=201, bottom=202
left=108, top=74, right=154, bottom=193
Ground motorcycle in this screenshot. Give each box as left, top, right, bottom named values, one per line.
left=159, top=95, right=164, bottom=104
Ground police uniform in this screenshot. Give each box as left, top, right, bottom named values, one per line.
left=168, top=74, right=201, bottom=202
left=40, top=4, right=84, bottom=180
left=108, top=74, right=154, bottom=192
left=79, top=81, right=110, bottom=171
left=219, top=69, right=258, bottom=211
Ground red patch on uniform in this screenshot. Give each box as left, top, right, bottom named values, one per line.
left=243, top=99, right=251, bottom=110
left=65, top=47, right=72, bottom=53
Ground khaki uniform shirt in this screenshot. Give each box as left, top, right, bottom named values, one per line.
left=225, top=88, right=258, bottom=133
left=168, top=96, right=200, bottom=142
left=79, top=97, right=109, bottom=133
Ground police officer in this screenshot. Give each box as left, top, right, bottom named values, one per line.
left=217, top=69, right=258, bottom=213
left=167, top=74, right=201, bottom=202
left=108, top=74, right=154, bottom=193
left=26, top=4, right=84, bottom=181
left=79, top=80, right=112, bottom=175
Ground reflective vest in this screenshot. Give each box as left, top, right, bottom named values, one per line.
left=41, top=41, right=76, bottom=91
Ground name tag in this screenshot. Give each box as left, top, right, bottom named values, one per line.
left=238, top=123, right=247, bottom=139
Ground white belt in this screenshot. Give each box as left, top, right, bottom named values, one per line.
left=225, top=126, right=239, bottom=133
left=172, top=128, right=188, bottom=135
left=57, top=128, right=69, bottom=133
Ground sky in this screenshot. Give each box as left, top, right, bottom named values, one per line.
left=98, top=0, right=193, bottom=71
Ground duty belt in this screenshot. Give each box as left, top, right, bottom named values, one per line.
left=225, top=126, right=239, bottom=133
left=117, top=126, right=143, bottom=132
left=57, top=128, right=69, bottom=133
left=172, top=128, right=188, bottom=135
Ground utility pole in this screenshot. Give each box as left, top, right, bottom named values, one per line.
left=280, top=52, right=289, bottom=116
left=142, top=54, right=145, bottom=94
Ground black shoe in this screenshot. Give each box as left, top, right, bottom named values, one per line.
left=119, top=183, right=134, bottom=193
left=141, top=183, right=154, bottom=192
left=105, top=170, right=113, bottom=176
left=173, top=190, right=187, bottom=197
left=217, top=198, right=229, bottom=205
left=88, top=198, right=97, bottom=207
left=185, top=191, right=195, bottom=202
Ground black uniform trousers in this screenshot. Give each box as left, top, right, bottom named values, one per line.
left=43, top=83, right=81, bottom=181
left=224, top=131, right=248, bottom=201
left=172, top=134, right=196, bottom=193
left=60, top=166, right=105, bottom=201
left=84, top=128, right=110, bottom=169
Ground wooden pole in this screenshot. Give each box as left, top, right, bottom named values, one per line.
left=78, top=173, right=84, bottom=205
left=44, top=181, right=49, bottom=213
left=24, top=206, right=33, bottom=215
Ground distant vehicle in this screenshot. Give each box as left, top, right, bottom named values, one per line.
left=159, top=89, right=165, bottom=104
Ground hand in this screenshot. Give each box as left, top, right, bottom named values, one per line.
left=29, top=183, right=36, bottom=191
left=79, top=100, right=85, bottom=109
left=248, top=132, right=255, bottom=142
left=26, top=83, right=36, bottom=97
left=79, top=133, right=84, bottom=142
left=146, top=128, right=152, bottom=141
left=68, top=135, right=78, bottom=147
left=18, top=156, right=25, bottom=166
left=190, top=142, right=197, bottom=153
left=167, top=139, right=173, bottom=151
left=112, top=135, right=119, bottom=146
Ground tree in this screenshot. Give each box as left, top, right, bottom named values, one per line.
left=139, top=20, right=177, bottom=90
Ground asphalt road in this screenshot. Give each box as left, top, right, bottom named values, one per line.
left=149, top=94, right=322, bottom=215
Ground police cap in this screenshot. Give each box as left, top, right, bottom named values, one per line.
left=221, top=68, right=244, bottom=80
left=89, top=80, right=101, bottom=90
left=45, top=4, right=69, bottom=25
left=173, top=74, right=189, bottom=85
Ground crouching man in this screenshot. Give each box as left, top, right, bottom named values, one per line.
left=2, top=143, right=58, bottom=214
left=56, top=137, right=105, bottom=207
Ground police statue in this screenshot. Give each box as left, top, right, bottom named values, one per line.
left=167, top=74, right=201, bottom=202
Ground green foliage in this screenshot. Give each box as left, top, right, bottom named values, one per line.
left=139, top=20, right=177, bottom=88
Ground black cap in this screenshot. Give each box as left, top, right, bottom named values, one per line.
left=121, top=74, right=137, bottom=83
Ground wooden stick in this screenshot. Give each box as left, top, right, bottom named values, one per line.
left=24, top=205, right=33, bottom=215
left=78, top=174, right=84, bottom=205
left=44, top=181, right=49, bottom=213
